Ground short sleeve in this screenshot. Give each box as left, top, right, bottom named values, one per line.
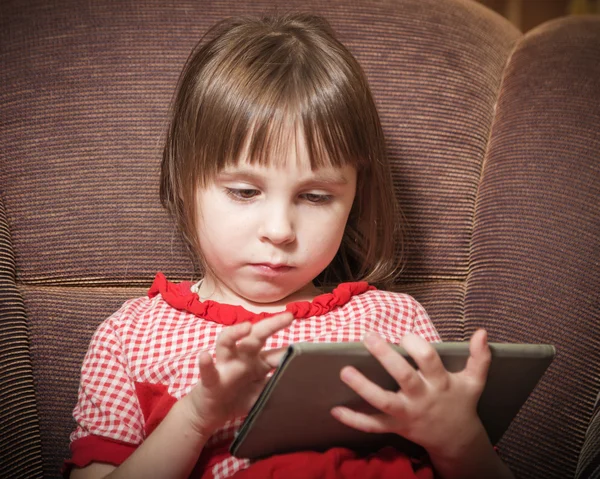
left=66, top=304, right=144, bottom=468
left=410, top=298, right=441, bottom=343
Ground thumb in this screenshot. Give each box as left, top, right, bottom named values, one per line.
left=464, top=329, right=492, bottom=384
left=261, top=347, right=288, bottom=368
left=199, top=351, right=220, bottom=388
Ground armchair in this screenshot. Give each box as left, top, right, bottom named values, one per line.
left=1, top=0, right=599, bottom=477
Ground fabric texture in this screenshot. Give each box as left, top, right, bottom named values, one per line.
left=1, top=1, right=599, bottom=478
left=0, top=3, right=518, bottom=470
left=464, top=15, right=600, bottom=476
left=0, top=196, right=44, bottom=478
left=65, top=274, right=439, bottom=478
left=148, top=272, right=376, bottom=325
left=228, top=447, right=434, bottom=479
left=576, top=395, right=600, bottom=479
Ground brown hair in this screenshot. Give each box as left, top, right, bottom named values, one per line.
left=161, top=13, right=404, bottom=288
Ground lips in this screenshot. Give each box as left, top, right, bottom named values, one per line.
left=249, top=263, right=294, bottom=275
left=253, top=263, right=292, bottom=270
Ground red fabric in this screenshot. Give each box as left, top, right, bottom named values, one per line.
left=230, top=447, right=434, bottom=479
left=62, top=397, right=435, bottom=479
left=103, top=379, right=434, bottom=479
left=66, top=273, right=440, bottom=478
left=195, top=446, right=236, bottom=479
left=135, top=381, right=178, bottom=436
left=148, top=272, right=375, bottom=325
left=62, top=435, right=136, bottom=477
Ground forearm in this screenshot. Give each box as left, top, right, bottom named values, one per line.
left=428, top=427, right=514, bottom=479
left=105, top=398, right=210, bottom=479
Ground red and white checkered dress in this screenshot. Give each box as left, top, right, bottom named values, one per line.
left=65, top=273, right=440, bottom=478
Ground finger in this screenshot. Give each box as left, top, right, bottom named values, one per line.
left=260, top=347, right=288, bottom=368
left=464, top=329, right=491, bottom=384
left=198, top=351, right=219, bottom=388
left=363, top=333, right=425, bottom=396
left=249, top=312, right=294, bottom=343
left=215, top=322, right=252, bottom=360
left=237, top=312, right=294, bottom=353
left=330, top=406, right=392, bottom=434
left=400, top=334, right=447, bottom=385
left=339, top=365, right=405, bottom=417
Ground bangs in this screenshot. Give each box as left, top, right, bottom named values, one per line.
left=218, top=107, right=366, bottom=175
left=189, top=18, right=383, bottom=184
left=194, top=82, right=376, bottom=184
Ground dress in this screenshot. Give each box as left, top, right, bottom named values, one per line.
left=64, top=272, right=440, bottom=478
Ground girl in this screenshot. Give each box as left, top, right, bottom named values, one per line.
left=66, top=14, right=514, bottom=479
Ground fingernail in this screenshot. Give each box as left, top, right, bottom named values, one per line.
left=331, top=406, right=344, bottom=419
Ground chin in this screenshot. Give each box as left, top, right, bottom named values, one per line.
left=244, top=291, right=291, bottom=305
left=241, top=283, right=299, bottom=305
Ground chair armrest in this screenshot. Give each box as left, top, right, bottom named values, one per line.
left=576, top=392, right=600, bottom=479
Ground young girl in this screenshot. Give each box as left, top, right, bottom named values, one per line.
left=66, top=14, right=514, bottom=479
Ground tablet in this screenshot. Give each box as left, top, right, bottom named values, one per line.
left=230, top=341, right=555, bottom=459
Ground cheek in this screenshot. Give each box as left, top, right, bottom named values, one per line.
left=197, top=206, right=253, bottom=255
left=303, top=210, right=348, bottom=256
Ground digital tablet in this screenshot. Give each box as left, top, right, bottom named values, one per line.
left=230, top=341, right=555, bottom=459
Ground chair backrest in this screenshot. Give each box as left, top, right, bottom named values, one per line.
left=1, top=1, right=599, bottom=478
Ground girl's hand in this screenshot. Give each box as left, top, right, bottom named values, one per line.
left=181, top=312, right=294, bottom=439
left=331, top=330, right=491, bottom=459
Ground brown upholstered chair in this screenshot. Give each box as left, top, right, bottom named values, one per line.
left=1, top=1, right=599, bottom=478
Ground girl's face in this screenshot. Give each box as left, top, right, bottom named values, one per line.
left=195, top=135, right=357, bottom=313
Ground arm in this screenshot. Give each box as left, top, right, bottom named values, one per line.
left=70, top=398, right=209, bottom=479
left=70, top=312, right=294, bottom=479
left=331, top=330, right=514, bottom=479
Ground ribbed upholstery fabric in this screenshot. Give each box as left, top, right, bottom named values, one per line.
left=0, top=0, right=518, bottom=286
left=577, top=397, right=600, bottom=479
left=1, top=1, right=599, bottom=478
left=20, top=286, right=147, bottom=475
left=0, top=198, right=44, bottom=478
left=0, top=1, right=194, bottom=286
left=466, top=16, right=600, bottom=478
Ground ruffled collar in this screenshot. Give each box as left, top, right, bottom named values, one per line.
left=147, top=272, right=375, bottom=325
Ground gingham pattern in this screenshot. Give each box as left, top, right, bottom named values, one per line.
left=71, top=285, right=440, bottom=478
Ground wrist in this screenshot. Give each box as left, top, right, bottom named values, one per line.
left=428, top=422, right=512, bottom=479
left=435, top=420, right=488, bottom=458
left=175, top=394, right=216, bottom=442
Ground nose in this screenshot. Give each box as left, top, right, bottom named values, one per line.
left=259, top=204, right=296, bottom=245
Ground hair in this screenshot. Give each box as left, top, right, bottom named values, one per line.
left=160, top=13, right=405, bottom=289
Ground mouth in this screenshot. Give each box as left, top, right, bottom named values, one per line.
left=249, top=263, right=294, bottom=275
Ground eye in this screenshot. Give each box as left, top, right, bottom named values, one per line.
left=226, top=188, right=260, bottom=200
left=301, top=193, right=332, bottom=204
